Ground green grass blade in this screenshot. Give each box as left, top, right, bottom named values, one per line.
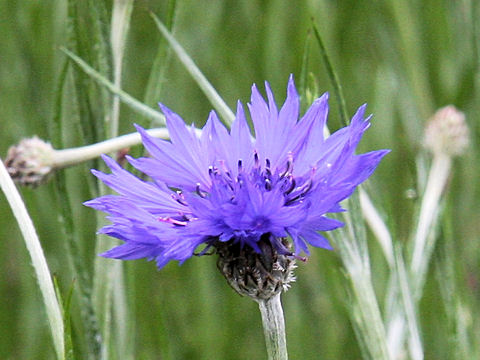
left=311, top=23, right=391, bottom=358
left=54, top=171, right=103, bottom=360
left=67, top=0, right=100, bottom=146
left=395, top=247, right=423, bottom=360
left=61, top=47, right=165, bottom=125
left=0, top=161, right=64, bottom=360
left=110, top=0, right=134, bottom=138
left=50, top=59, right=70, bottom=147
left=312, top=22, right=349, bottom=126
left=150, top=13, right=235, bottom=125
left=109, top=3, right=134, bottom=358
left=88, top=0, right=113, bottom=139
left=143, top=0, right=178, bottom=125
left=50, top=56, right=103, bottom=360
left=299, top=30, right=311, bottom=100
left=53, top=277, right=76, bottom=360
left=386, top=0, right=433, bottom=119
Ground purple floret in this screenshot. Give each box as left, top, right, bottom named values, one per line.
left=84, top=75, right=389, bottom=269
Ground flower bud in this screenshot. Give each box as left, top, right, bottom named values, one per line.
left=424, top=105, right=469, bottom=156
left=4, top=137, right=55, bottom=187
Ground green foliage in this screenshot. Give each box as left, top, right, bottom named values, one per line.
left=0, top=0, right=478, bottom=359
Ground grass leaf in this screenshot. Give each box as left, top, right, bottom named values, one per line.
left=0, top=161, right=64, bottom=360
left=151, top=12, right=235, bottom=125
left=62, top=47, right=166, bottom=125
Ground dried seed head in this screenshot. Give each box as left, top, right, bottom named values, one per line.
left=4, top=137, right=55, bottom=187
left=216, top=236, right=296, bottom=302
left=425, top=105, right=469, bottom=156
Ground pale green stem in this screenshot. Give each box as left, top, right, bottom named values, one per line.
left=350, top=270, right=392, bottom=360
left=340, top=248, right=392, bottom=360
left=395, top=248, right=423, bottom=360
left=324, top=125, right=395, bottom=269
left=331, top=203, right=392, bottom=360
left=387, top=153, right=452, bottom=357
left=258, top=294, right=288, bottom=360
left=359, top=188, right=394, bottom=268
left=0, top=158, right=65, bottom=360
left=323, top=133, right=392, bottom=359
left=411, top=153, right=451, bottom=278
left=52, top=128, right=170, bottom=169
left=112, top=264, right=133, bottom=359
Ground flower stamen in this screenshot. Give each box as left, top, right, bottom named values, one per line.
left=283, top=176, right=296, bottom=195
left=265, top=178, right=272, bottom=191
left=196, top=183, right=208, bottom=198
left=285, top=180, right=313, bottom=205
left=172, top=191, right=188, bottom=206
left=254, top=151, right=260, bottom=167
left=158, top=217, right=188, bottom=226
left=279, top=153, right=294, bottom=179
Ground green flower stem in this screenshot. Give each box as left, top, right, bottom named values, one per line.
left=52, top=128, right=170, bottom=169
left=359, top=188, right=394, bottom=268
left=0, top=158, right=64, bottom=360
left=410, top=153, right=451, bottom=280
left=387, top=153, right=452, bottom=357
left=349, top=268, right=392, bottom=360
left=331, top=198, right=392, bottom=360
left=258, top=294, right=288, bottom=360
left=395, top=247, right=423, bottom=360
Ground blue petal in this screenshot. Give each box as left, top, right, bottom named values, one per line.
left=101, top=243, right=163, bottom=260
left=300, top=230, right=333, bottom=250
left=85, top=75, right=389, bottom=270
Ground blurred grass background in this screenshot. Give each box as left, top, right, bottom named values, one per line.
left=0, top=0, right=478, bottom=359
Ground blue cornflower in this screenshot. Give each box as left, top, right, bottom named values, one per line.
left=85, top=75, right=388, bottom=271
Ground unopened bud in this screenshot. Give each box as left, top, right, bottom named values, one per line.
left=424, top=105, right=469, bottom=156
left=4, top=127, right=172, bottom=188
left=4, top=137, right=55, bottom=187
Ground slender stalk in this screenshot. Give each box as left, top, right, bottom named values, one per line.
left=258, top=294, right=288, bottom=360
left=331, top=197, right=392, bottom=360
left=395, top=247, right=423, bottom=360
left=311, top=26, right=392, bottom=352
left=387, top=153, right=452, bottom=357
left=52, top=128, right=170, bottom=169
left=0, top=158, right=64, bottom=360
left=359, top=188, right=394, bottom=268
left=410, top=153, right=451, bottom=279
left=349, top=269, right=392, bottom=360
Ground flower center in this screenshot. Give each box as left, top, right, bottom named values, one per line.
left=204, top=151, right=314, bottom=207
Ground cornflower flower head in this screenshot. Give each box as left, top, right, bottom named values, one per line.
left=85, top=75, right=389, bottom=300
